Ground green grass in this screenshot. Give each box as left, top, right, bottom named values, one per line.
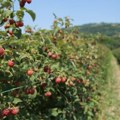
left=97, top=47, right=120, bottom=120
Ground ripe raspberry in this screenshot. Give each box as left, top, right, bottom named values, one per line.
left=44, top=66, right=51, bottom=74
left=45, top=91, right=52, bottom=97
left=9, top=19, right=15, bottom=25
left=61, top=77, right=67, bottom=83
left=27, top=69, right=33, bottom=76
left=29, top=88, right=35, bottom=94
left=0, top=47, right=5, bottom=56
left=2, top=108, right=10, bottom=116
left=11, top=107, right=19, bottom=115
left=55, top=77, right=61, bottom=84
left=8, top=60, right=14, bottom=67
left=26, top=0, right=32, bottom=4
left=48, top=52, right=52, bottom=57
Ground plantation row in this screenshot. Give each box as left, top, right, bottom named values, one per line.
left=0, top=1, right=111, bottom=119
left=0, top=26, right=107, bottom=120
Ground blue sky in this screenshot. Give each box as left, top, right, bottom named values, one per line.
left=22, top=0, right=120, bottom=29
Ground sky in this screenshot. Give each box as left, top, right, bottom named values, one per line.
left=20, top=0, right=120, bottom=29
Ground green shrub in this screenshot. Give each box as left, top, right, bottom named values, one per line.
left=0, top=26, right=104, bottom=120
left=0, top=1, right=112, bottom=120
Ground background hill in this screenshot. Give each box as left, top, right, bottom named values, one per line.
left=76, top=23, right=120, bottom=37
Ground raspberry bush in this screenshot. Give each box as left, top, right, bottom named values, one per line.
left=0, top=1, right=106, bottom=120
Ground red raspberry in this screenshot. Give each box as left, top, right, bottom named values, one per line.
left=45, top=91, right=52, bottom=97
left=8, top=60, right=14, bottom=67
left=0, top=47, right=5, bottom=56
left=27, top=69, right=33, bottom=76
left=2, top=108, right=10, bottom=116
left=55, top=77, right=61, bottom=84
left=11, top=107, right=19, bottom=115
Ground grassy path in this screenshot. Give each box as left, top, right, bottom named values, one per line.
left=100, top=56, right=120, bottom=120
left=110, top=57, right=120, bottom=119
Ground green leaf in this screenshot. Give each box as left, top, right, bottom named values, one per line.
left=51, top=108, right=62, bottom=117
left=13, top=28, right=22, bottom=39
left=4, top=10, right=12, bottom=18
left=25, top=9, right=36, bottom=21
left=53, top=13, right=57, bottom=19
left=1, top=1, right=13, bottom=9
left=73, top=116, right=77, bottom=120
left=91, top=98, right=99, bottom=105
left=70, top=60, right=77, bottom=69
left=13, top=98, right=22, bottom=104
left=51, top=110, right=58, bottom=117
left=16, top=10, right=24, bottom=19
left=0, top=21, right=4, bottom=27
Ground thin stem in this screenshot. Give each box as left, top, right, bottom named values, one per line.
left=1, top=81, right=40, bottom=94
left=1, top=86, right=24, bottom=94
